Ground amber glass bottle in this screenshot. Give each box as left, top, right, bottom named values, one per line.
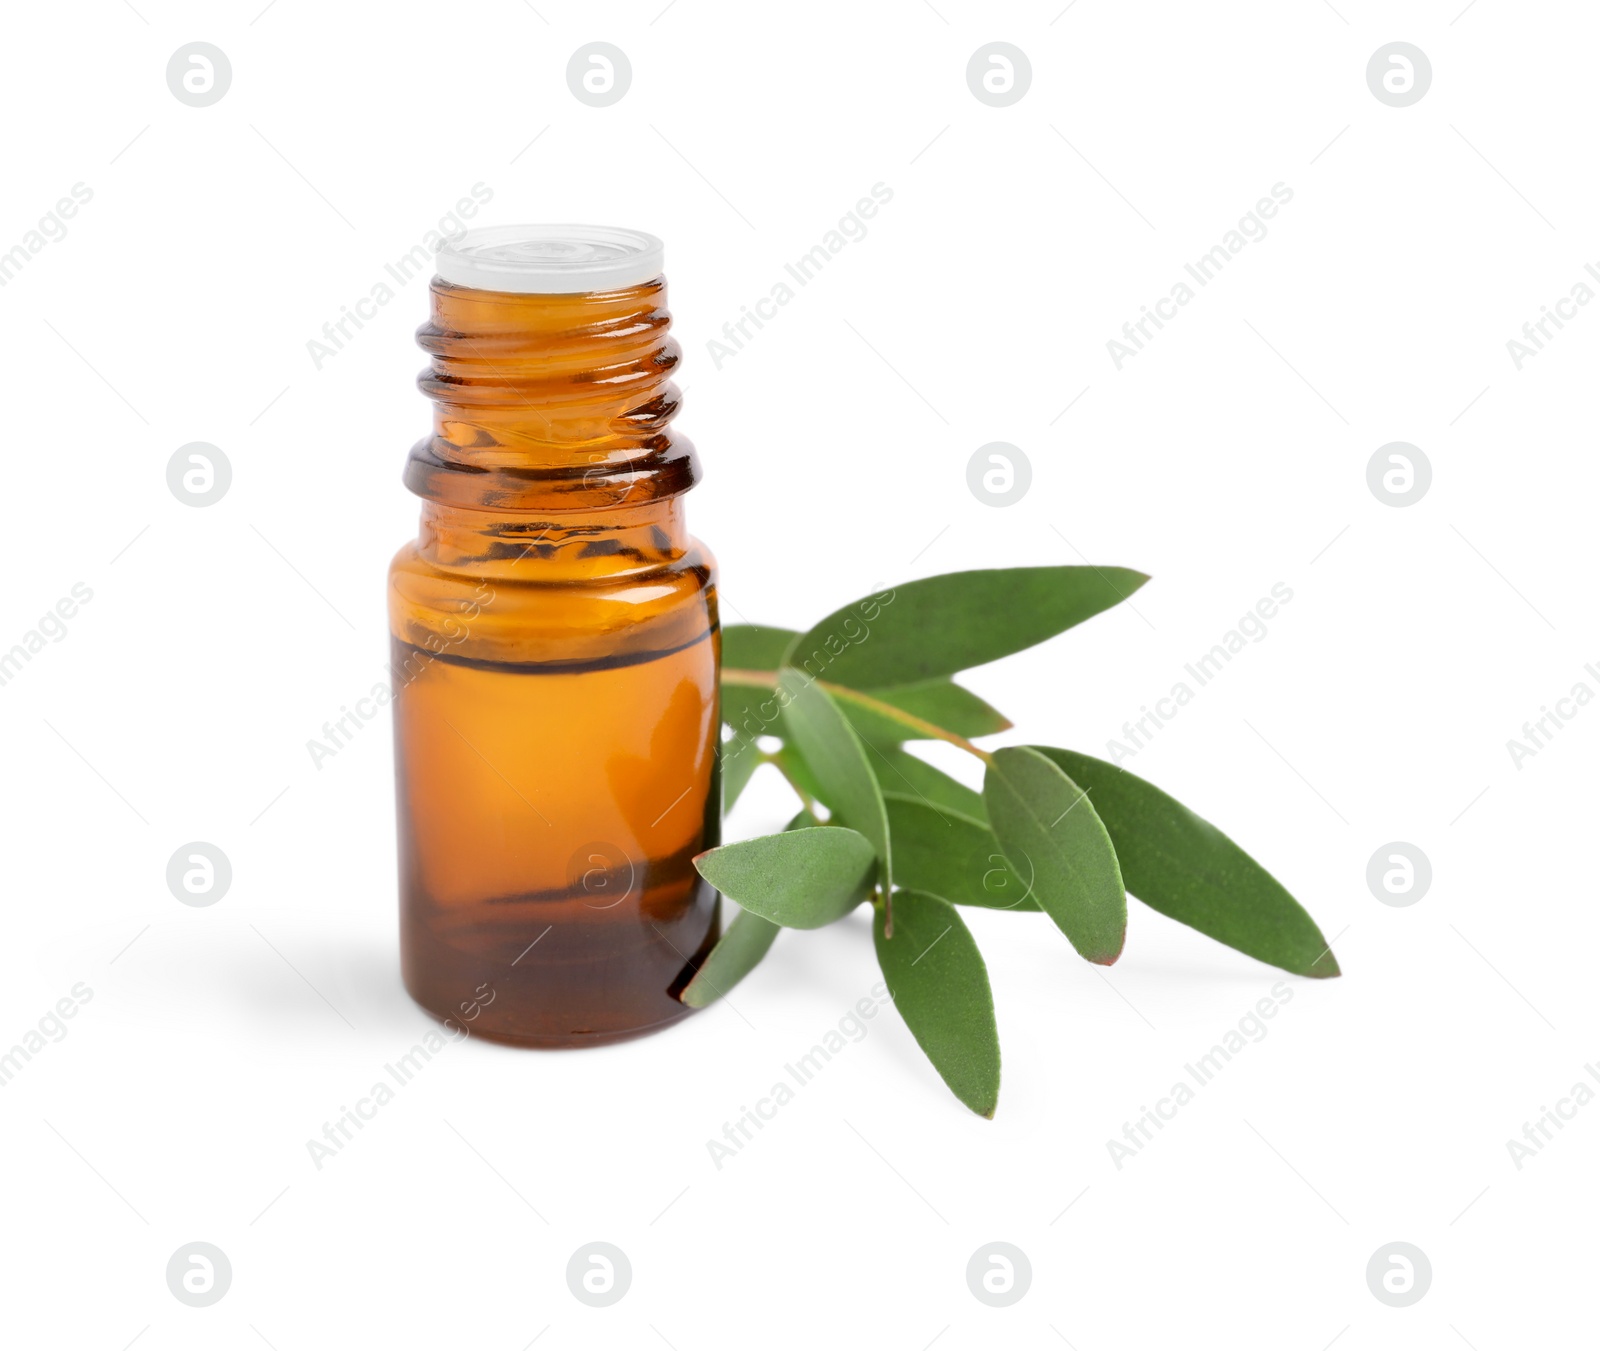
left=388, top=226, right=720, bottom=1047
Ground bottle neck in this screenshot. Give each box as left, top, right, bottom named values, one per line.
left=404, top=276, right=697, bottom=518
left=416, top=499, right=689, bottom=580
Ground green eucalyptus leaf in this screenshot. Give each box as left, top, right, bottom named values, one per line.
left=884, top=794, right=1038, bottom=911
left=836, top=679, right=1011, bottom=746
left=786, top=566, right=1148, bottom=688
left=720, top=737, right=761, bottom=815
left=773, top=744, right=828, bottom=811
left=869, top=747, right=987, bottom=821
left=693, top=826, right=876, bottom=929
left=874, top=890, right=1001, bottom=1118
left=681, top=806, right=819, bottom=1008
left=777, top=669, right=891, bottom=892
left=680, top=908, right=779, bottom=1007
left=721, top=674, right=782, bottom=746
left=722, top=624, right=799, bottom=672
left=983, top=746, right=1127, bottom=964
left=1032, top=748, right=1340, bottom=979
left=722, top=627, right=796, bottom=747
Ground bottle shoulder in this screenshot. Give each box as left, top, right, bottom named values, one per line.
left=388, top=534, right=717, bottom=669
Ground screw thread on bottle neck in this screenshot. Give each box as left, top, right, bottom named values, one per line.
left=404, top=276, right=698, bottom=517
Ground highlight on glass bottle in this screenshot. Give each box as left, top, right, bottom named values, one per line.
left=387, top=225, right=721, bottom=1047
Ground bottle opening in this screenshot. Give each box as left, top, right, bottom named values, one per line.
left=435, top=224, right=664, bottom=294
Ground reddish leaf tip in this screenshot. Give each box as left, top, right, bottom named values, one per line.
left=1088, top=929, right=1128, bottom=966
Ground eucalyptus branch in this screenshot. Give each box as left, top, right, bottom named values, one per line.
left=698, top=567, right=1340, bottom=1120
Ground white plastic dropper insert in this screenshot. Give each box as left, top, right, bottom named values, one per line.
left=433, top=224, right=664, bottom=294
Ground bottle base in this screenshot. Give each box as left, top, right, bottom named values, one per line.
left=404, top=981, right=698, bottom=1049
left=398, top=877, right=720, bottom=1050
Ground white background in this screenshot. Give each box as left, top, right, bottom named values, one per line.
left=2, top=1, right=1595, bottom=1346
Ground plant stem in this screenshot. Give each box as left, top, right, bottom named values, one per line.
left=762, top=748, right=819, bottom=816
left=722, top=668, right=995, bottom=764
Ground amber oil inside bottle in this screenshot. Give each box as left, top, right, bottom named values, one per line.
left=388, top=229, right=720, bottom=1047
